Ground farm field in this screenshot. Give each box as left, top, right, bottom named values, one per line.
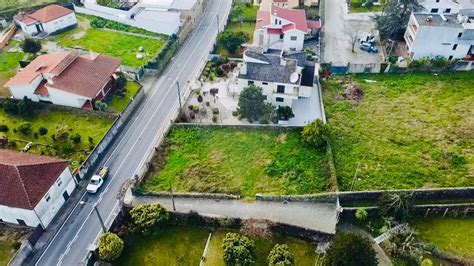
left=323, top=72, right=474, bottom=191
left=139, top=126, right=327, bottom=197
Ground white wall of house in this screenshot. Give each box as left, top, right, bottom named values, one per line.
left=0, top=205, right=41, bottom=227
left=6, top=75, right=43, bottom=102
left=46, top=85, right=91, bottom=108
left=42, top=13, right=77, bottom=34
left=19, top=22, right=40, bottom=35
left=282, top=30, right=305, bottom=52
left=420, top=0, right=462, bottom=14
left=237, top=78, right=298, bottom=107
left=34, top=168, right=76, bottom=228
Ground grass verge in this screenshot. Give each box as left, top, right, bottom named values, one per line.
left=323, top=72, right=474, bottom=191
left=139, top=126, right=327, bottom=197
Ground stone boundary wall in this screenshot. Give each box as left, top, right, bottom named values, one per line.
left=174, top=122, right=303, bottom=130
left=135, top=191, right=241, bottom=200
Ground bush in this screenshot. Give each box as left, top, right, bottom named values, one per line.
left=222, top=233, right=256, bottom=265
left=324, top=233, right=378, bottom=266
left=3, top=99, right=18, bottom=115
left=277, top=106, right=294, bottom=121
left=129, top=203, right=168, bottom=235
left=17, top=122, right=33, bottom=135
left=217, top=31, right=246, bottom=54
left=70, top=133, right=81, bottom=144
left=378, top=192, right=414, bottom=221
left=38, top=127, right=48, bottom=135
left=355, top=209, right=368, bottom=221
left=268, top=244, right=294, bottom=266
left=0, top=125, right=8, bottom=132
left=17, top=97, right=34, bottom=118
left=98, top=232, right=124, bottom=262
left=301, top=119, right=330, bottom=150
left=22, top=38, right=42, bottom=54
left=351, top=0, right=364, bottom=8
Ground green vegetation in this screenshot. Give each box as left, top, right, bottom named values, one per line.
left=0, top=41, right=25, bottom=97
left=86, top=15, right=166, bottom=38
left=0, top=106, right=114, bottom=168
left=216, top=22, right=255, bottom=57
left=324, top=233, right=378, bottom=266
left=0, top=0, right=60, bottom=11
left=140, top=126, right=327, bottom=197
left=206, top=230, right=318, bottom=265
left=108, top=81, right=140, bottom=113
left=413, top=218, right=474, bottom=261
left=116, top=225, right=209, bottom=266
left=350, top=1, right=383, bottom=13
left=51, top=16, right=166, bottom=67
left=0, top=225, right=28, bottom=266
left=230, top=2, right=259, bottom=22
left=98, top=232, right=124, bottom=262
left=128, top=204, right=168, bottom=235
left=323, top=73, right=474, bottom=191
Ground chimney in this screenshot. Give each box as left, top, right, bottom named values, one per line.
left=46, top=76, right=54, bottom=85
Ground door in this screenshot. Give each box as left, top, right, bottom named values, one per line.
left=63, top=191, right=70, bottom=201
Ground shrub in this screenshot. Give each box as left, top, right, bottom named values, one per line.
left=351, top=0, right=364, bottom=8
left=386, top=226, right=423, bottom=264
left=38, top=127, right=48, bottom=135
left=17, top=122, right=33, bottom=135
left=324, top=233, right=378, bottom=266
left=217, top=31, right=246, bottom=54
left=70, top=133, right=81, bottom=144
left=88, top=136, right=94, bottom=143
left=378, top=192, right=414, bottom=221
left=17, top=97, right=34, bottom=118
left=212, top=108, right=219, bottom=114
left=22, top=38, right=42, bottom=54
left=98, top=232, right=124, bottom=262
left=0, top=125, right=8, bottom=132
left=268, top=244, right=294, bottom=266
left=238, top=85, right=265, bottom=122
left=355, top=209, right=368, bottom=221
left=129, top=203, right=168, bottom=235
left=197, top=94, right=204, bottom=103
left=277, top=106, right=294, bottom=121
left=421, top=258, right=433, bottom=266
left=301, top=119, right=331, bottom=150
left=3, top=99, right=18, bottom=115
left=95, top=101, right=108, bottom=111
left=9, top=140, right=17, bottom=148
left=212, top=114, right=218, bottom=123
left=365, top=0, right=374, bottom=9
left=222, top=233, right=256, bottom=265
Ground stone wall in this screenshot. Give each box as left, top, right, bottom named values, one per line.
left=135, top=191, right=241, bottom=200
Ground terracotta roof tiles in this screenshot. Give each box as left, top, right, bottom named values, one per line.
left=29, top=4, right=74, bottom=23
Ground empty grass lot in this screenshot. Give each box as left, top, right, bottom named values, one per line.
left=51, top=16, right=165, bottom=67
left=205, top=230, right=319, bottom=265
left=0, top=41, right=25, bottom=97
left=0, top=108, right=115, bottom=168
left=323, top=72, right=474, bottom=191
left=107, top=81, right=140, bottom=113
left=413, top=218, right=474, bottom=261
left=140, top=126, right=327, bottom=197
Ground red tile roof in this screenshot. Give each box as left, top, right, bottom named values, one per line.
left=0, top=149, right=69, bottom=210
left=256, top=10, right=271, bottom=30
left=34, top=81, right=49, bottom=96
left=271, top=5, right=308, bottom=32
left=307, top=20, right=321, bottom=29
left=268, top=28, right=283, bottom=35
left=29, top=4, right=74, bottom=23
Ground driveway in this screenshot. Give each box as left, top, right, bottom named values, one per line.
left=321, top=0, right=384, bottom=65
left=133, top=196, right=338, bottom=234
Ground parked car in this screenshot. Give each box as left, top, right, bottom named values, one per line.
left=86, top=166, right=109, bottom=193
left=360, top=42, right=378, bottom=53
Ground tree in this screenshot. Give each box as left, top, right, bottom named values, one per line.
left=343, top=21, right=362, bottom=52
left=324, top=233, right=378, bottom=266
left=129, top=203, right=168, bottom=235
left=386, top=226, right=423, bottom=264
left=277, top=106, right=294, bottom=121
left=378, top=192, right=414, bottom=221
left=301, top=119, right=330, bottom=150
left=222, top=233, right=256, bottom=266
left=375, top=0, right=420, bottom=40
left=17, top=122, right=33, bottom=135
left=268, top=244, right=294, bottom=266
left=237, top=85, right=265, bottom=122
left=3, top=99, right=18, bottom=115
left=262, top=103, right=277, bottom=124
left=22, top=38, right=42, bottom=55
left=217, top=31, right=246, bottom=54
left=98, top=232, right=124, bottom=262
left=17, top=97, right=34, bottom=118
left=230, top=4, right=244, bottom=22
left=114, top=73, right=127, bottom=91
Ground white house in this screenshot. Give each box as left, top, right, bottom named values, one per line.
left=0, top=149, right=76, bottom=228
left=14, top=5, right=77, bottom=36
left=4, top=51, right=122, bottom=109
left=236, top=50, right=314, bottom=107
left=253, top=5, right=320, bottom=52
left=404, top=11, right=474, bottom=60
left=419, top=0, right=474, bottom=14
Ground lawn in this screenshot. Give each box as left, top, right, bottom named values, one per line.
left=350, top=4, right=383, bottom=13
left=107, top=81, right=141, bottom=113
left=116, top=225, right=209, bottom=266
left=413, top=218, right=474, bottom=261
left=0, top=225, right=29, bottom=266
left=323, top=72, right=474, bottom=191
left=231, top=3, right=259, bottom=22
left=50, top=16, right=166, bottom=67
left=0, top=41, right=25, bottom=97
left=0, top=0, right=60, bottom=11
left=0, top=107, right=115, bottom=169
left=216, top=22, right=255, bottom=58
left=139, top=126, right=327, bottom=197
left=205, top=230, right=319, bottom=265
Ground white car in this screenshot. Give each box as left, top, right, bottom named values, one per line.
left=86, top=175, right=104, bottom=194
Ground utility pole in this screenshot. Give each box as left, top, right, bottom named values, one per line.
left=80, top=201, right=106, bottom=232
left=176, top=80, right=182, bottom=112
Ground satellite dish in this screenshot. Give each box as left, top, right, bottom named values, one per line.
left=290, top=72, right=299, bottom=83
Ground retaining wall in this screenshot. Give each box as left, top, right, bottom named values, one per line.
left=135, top=191, right=241, bottom=200
left=0, top=25, right=16, bottom=49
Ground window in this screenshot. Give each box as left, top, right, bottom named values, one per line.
left=458, top=32, right=463, bottom=38
left=263, top=95, right=268, bottom=100
left=275, top=19, right=278, bottom=24
left=279, top=20, right=282, bottom=25
left=45, top=194, right=51, bottom=202
left=444, top=8, right=451, bottom=13
left=290, top=36, right=297, bottom=41
left=279, top=34, right=284, bottom=40
left=453, top=44, right=458, bottom=50
left=290, top=48, right=296, bottom=51
left=277, top=85, right=285, bottom=93
left=248, top=80, right=254, bottom=85
left=276, top=97, right=284, bottom=102
left=430, top=8, right=439, bottom=13
left=17, top=219, right=27, bottom=226
left=57, top=178, right=62, bottom=187
left=262, top=82, right=268, bottom=85
left=436, top=0, right=439, bottom=2
left=448, top=55, right=453, bottom=60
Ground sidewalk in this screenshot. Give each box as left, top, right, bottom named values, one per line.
left=133, top=195, right=338, bottom=234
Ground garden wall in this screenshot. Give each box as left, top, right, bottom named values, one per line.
left=76, top=85, right=145, bottom=179
left=135, top=191, right=241, bottom=199
left=0, top=25, right=16, bottom=49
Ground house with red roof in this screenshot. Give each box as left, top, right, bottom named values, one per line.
left=253, top=5, right=320, bottom=52
left=4, top=51, right=122, bottom=109
left=14, top=4, right=77, bottom=36
left=0, top=149, right=76, bottom=228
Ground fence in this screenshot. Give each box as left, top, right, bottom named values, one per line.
left=75, top=85, right=145, bottom=179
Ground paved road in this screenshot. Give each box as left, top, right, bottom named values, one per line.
left=34, top=0, right=232, bottom=264
left=134, top=196, right=338, bottom=234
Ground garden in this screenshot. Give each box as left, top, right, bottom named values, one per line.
left=49, top=15, right=167, bottom=67
left=107, top=81, right=141, bottom=113
left=0, top=40, right=25, bottom=97
left=322, top=72, right=474, bottom=191
left=138, top=126, right=327, bottom=197
left=0, top=224, right=29, bottom=266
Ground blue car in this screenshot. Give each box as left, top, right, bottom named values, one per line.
left=360, top=42, right=378, bottom=53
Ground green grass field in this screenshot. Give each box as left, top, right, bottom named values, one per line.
left=206, top=230, right=319, bottom=265
left=0, top=108, right=115, bottom=168
left=140, top=126, right=327, bottom=197
left=413, top=218, right=474, bottom=261
left=323, top=72, right=474, bottom=191
left=107, top=81, right=140, bottom=113
left=50, top=17, right=165, bottom=67
left=0, top=0, right=60, bottom=11
left=0, top=41, right=25, bottom=97
left=231, top=3, right=259, bottom=21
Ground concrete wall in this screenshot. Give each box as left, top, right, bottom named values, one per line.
left=46, top=85, right=90, bottom=108
left=7, top=75, right=43, bottom=102
left=0, top=25, right=16, bottom=50
left=282, top=29, right=305, bottom=52
left=34, top=168, right=76, bottom=228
